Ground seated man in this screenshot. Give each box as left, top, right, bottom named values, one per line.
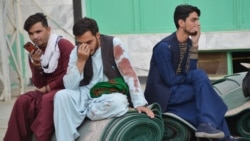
left=4, top=13, right=74, bottom=141
left=144, top=4, right=237, bottom=141
left=53, top=17, right=155, bottom=141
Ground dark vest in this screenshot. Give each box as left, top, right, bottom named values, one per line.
left=144, top=32, right=192, bottom=112
left=161, top=32, right=192, bottom=73
left=79, top=35, right=122, bottom=86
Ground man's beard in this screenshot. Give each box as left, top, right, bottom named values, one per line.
left=184, top=29, right=197, bottom=36
left=90, top=36, right=99, bottom=56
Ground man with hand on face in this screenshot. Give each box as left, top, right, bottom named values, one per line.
left=144, top=4, right=237, bottom=141
left=4, top=13, right=74, bottom=141
left=53, top=17, right=155, bottom=141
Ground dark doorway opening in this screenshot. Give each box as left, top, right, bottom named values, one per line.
left=232, top=52, right=250, bottom=73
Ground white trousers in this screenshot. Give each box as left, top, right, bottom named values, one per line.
left=53, top=89, right=129, bottom=141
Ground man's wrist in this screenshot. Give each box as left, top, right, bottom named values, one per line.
left=46, top=85, right=50, bottom=92
left=33, top=61, right=41, bottom=67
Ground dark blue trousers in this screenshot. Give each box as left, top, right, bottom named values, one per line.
left=167, top=69, right=230, bottom=137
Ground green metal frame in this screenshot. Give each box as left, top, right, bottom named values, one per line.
left=85, top=0, right=250, bottom=34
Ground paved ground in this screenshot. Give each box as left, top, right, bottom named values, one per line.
left=0, top=98, right=16, bottom=140
left=0, top=86, right=34, bottom=140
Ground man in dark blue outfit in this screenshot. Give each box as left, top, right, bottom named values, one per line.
left=144, top=4, right=236, bottom=141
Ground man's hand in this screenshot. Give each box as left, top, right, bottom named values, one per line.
left=136, top=106, right=155, bottom=118
left=77, top=43, right=90, bottom=62
left=30, top=49, right=42, bottom=63
left=36, top=85, right=49, bottom=94
left=191, top=26, right=201, bottom=47
left=191, top=25, right=201, bottom=47
left=76, top=43, right=90, bottom=74
left=36, top=85, right=47, bottom=94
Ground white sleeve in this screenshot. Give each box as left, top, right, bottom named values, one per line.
left=63, top=47, right=84, bottom=89
left=113, top=37, right=147, bottom=108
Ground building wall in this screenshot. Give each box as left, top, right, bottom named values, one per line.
left=85, top=0, right=250, bottom=33
left=84, top=0, right=250, bottom=76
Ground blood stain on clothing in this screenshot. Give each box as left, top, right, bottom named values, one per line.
left=114, top=45, right=140, bottom=92
left=120, top=59, right=139, bottom=91
left=114, top=45, right=123, bottom=59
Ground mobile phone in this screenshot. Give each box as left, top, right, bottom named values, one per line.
left=23, top=42, right=37, bottom=52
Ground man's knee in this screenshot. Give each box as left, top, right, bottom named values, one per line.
left=15, top=94, right=29, bottom=107
left=112, top=93, right=128, bottom=103
left=88, top=94, right=129, bottom=120
left=105, top=93, right=129, bottom=110
left=190, top=69, right=209, bottom=80
left=54, top=90, right=71, bottom=104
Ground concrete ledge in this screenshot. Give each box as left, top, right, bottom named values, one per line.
left=114, top=31, right=250, bottom=76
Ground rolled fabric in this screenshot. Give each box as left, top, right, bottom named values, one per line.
left=236, top=110, right=250, bottom=138
left=235, top=137, right=250, bottom=141
left=162, top=113, right=196, bottom=141
left=212, top=72, right=250, bottom=140
left=76, top=103, right=164, bottom=141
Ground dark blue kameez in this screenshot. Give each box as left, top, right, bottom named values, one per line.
left=145, top=32, right=231, bottom=137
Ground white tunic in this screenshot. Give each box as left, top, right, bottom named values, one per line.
left=53, top=37, right=147, bottom=141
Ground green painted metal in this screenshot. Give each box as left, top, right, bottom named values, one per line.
left=240, top=0, right=250, bottom=29
left=85, top=0, right=250, bottom=34
left=227, top=51, right=233, bottom=75
left=85, top=0, right=137, bottom=34
left=191, top=0, right=238, bottom=31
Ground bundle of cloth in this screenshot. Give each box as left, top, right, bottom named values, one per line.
left=162, top=112, right=196, bottom=141
left=210, top=71, right=250, bottom=141
left=74, top=103, right=164, bottom=141
left=42, top=103, right=164, bottom=141
left=222, top=87, right=250, bottom=140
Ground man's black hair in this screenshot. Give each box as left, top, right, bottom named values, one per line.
left=23, top=13, right=48, bottom=32
left=73, top=17, right=99, bottom=36
left=174, top=4, right=201, bottom=28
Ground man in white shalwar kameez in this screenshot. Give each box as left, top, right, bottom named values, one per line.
left=53, top=17, right=155, bottom=141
